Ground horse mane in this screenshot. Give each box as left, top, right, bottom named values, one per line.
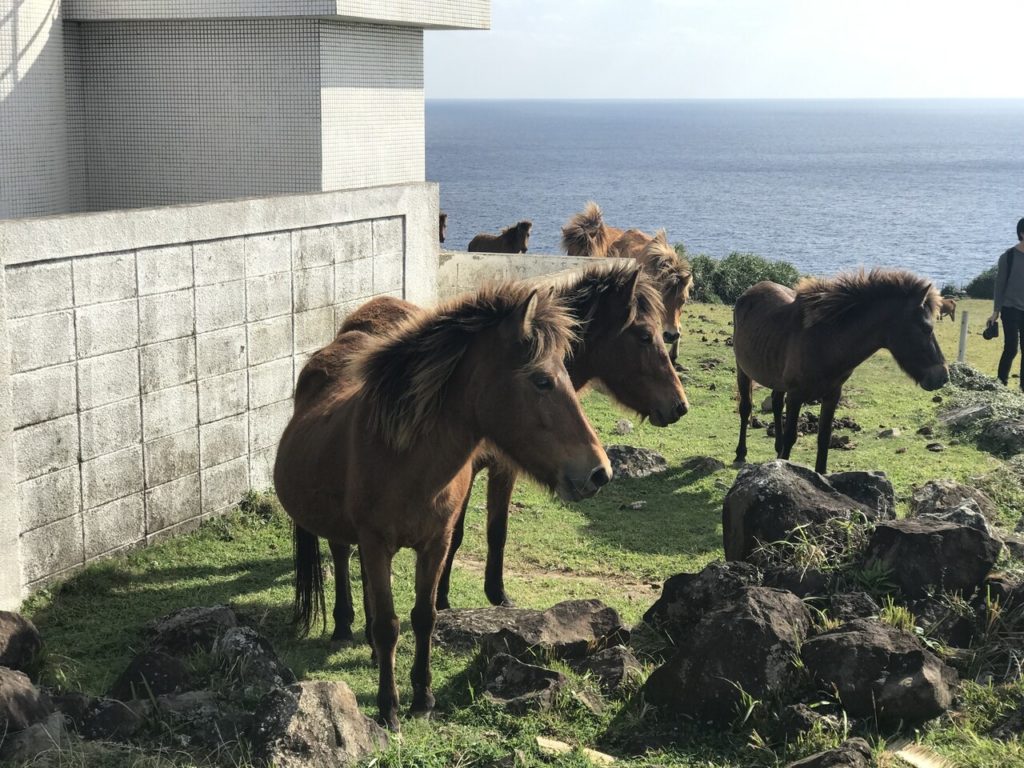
left=562, top=202, right=613, bottom=257
left=637, top=232, right=693, bottom=301
left=501, top=220, right=531, bottom=239
left=796, top=268, right=941, bottom=329
left=550, top=261, right=664, bottom=333
left=353, top=283, right=576, bottom=451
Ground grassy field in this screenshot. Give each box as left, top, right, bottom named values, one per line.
left=16, top=298, right=1024, bottom=767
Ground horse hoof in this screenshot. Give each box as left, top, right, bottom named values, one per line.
left=499, top=596, right=516, bottom=608
left=378, top=714, right=401, bottom=733
left=435, top=598, right=451, bottom=611
left=409, top=707, right=434, bottom=720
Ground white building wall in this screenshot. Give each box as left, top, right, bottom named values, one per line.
left=0, top=0, right=71, bottom=219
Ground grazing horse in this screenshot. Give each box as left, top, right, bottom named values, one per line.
left=733, top=268, right=949, bottom=474
left=329, top=263, right=689, bottom=628
left=939, top=297, right=956, bottom=322
left=439, top=212, right=448, bottom=244
left=562, top=202, right=693, bottom=361
left=467, top=220, right=532, bottom=253
left=274, top=284, right=611, bottom=731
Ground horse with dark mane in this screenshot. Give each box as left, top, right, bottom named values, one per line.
left=275, top=284, right=610, bottom=731
left=733, top=268, right=949, bottom=474
left=467, top=220, right=532, bottom=253
left=439, top=212, right=448, bottom=244
left=562, top=203, right=692, bottom=361
left=328, top=263, right=689, bottom=627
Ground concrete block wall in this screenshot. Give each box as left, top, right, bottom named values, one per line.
left=0, top=182, right=438, bottom=607
left=438, top=251, right=614, bottom=299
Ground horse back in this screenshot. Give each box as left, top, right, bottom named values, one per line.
left=607, top=229, right=649, bottom=260
left=733, top=281, right=801, bottom=390
left=293, top=330, right=372, bottom=412
left=339, top=295, right=421, bottom=337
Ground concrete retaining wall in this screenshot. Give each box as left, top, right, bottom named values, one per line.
left=438, top=251, right=607, bottom=299
left=0, top=181, right=438, bottom=608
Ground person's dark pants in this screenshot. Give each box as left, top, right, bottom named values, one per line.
left=998, top=306, right=1024, bottom=387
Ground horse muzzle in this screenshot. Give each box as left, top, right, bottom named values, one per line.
left=663, top=329, right=680, bottom=343
left=920, top=365, right=950, bottom=392
left=556, top=465, right=612, bottom=502
left=649, top=399, right=689, bottom=427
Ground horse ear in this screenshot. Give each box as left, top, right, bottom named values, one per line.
left=654, top=229, right=668, bottom=244
left=506, top=289, right=539, bottom=339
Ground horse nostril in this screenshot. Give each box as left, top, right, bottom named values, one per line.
left=663, top=330, right=680, bottom=343
left=676, top=400, right=688, bottom=417
left=589, top=467, right=611, bottom=489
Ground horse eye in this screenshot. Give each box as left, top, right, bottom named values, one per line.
left=530, top=373, right=554, bottom=391
left=639, top=332, right=654, bottom=345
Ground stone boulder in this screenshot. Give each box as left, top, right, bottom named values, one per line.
left=155, top=690, right=251, bottom=746
left=722, top=461, right=877, bottom=563
left=948, top=363, right=1000, bottom=391
left=0, top=711, right=71, bottom=762
left=568, top=646, right=642, bottom=696
left=481, top=653, right=567, bottom=714
left=801, top=619, right=956, bottom=724
left=864, top=518, right=1002, bottom=598
left=0, top=611, right=43, bottom=676
left=79, top=698, right=152, bottom=741
left=252, top=681, right=387, bottom=768
left=763, top=566, right=830, bottom=598
left=826, top=471, right=895, bottom=520
left=641, top=587, right=811, bottom=724
left=213, top=626, right=296, bottom=699
left=939, top=403, right=994, bottom=428
left=927, top=503, right=998, bottom=539
left=786, top=738, right=873, bottom=768
left=910, top=479, right=998, bottom=521
left=145, top=605, right=238, bottom=655
left=0, top=666, right=52, bottom=733
left=604, top=444, right=667, bottom=479
left=980, top=418, right=1024, bottom=457
left=828, top=593, right=880, bottom=623
left=434, top=600, right=628, bottom=661
left=108, top=650, right=193, bottom=701
left=679, top=456, right=726, bottom=477
left=642, top=561, right=761, bottom=642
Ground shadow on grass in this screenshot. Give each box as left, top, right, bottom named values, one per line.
left=575, top=464, right=726, bottom=558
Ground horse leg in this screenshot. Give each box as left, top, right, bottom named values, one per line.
left=360, top=536, right=400, bottom=731
left=780, top=392, right=804, bottom=460
left=815, top=388, right=841, bottom=474
left=436, top=469, right=476, bottom=611
left=485, top=463, right=518, bottom=607
left=327, top=540, right=355, bottom=645
left=734, top=368, right=753, bottom=464
left=410, top=537, right=450, bottom=717
left=772, top=390, right=785, bottom=456
left=669, top=337, right=680, bottom=367
left=359, top=548, right=374, bottom=657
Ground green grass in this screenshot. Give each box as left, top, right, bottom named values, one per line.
left=16, top=299, right=1024, bottom=767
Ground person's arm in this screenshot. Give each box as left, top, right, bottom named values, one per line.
left=991, top=250, right=1008, bottom=323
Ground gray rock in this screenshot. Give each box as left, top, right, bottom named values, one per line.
left=0, top=667, right=52, bottom=733
left=435, top=599, right=628, bottom=661
left=801, top=619, right=957, bottom=724
left=948, top=363, right=1001, bottom=391
left=680, top=455, right=726, bottom=476
left=146, top=605, right=237, bottom=655
left=604, top=444, right=667, bottom=479
left=910, top=479, right=998, bottom=520
left=865, top=517, right=1002, bottom=598
left=568, top=646, right=642, bottom=696
left=763, top=565, right=830, bottom=598
left=0, top=612, right=42, bottom=677
left=786, top=738, right=873, bottom=768
left=108, top=650, right=192, bottom=701
left=826, top=470, right=896, bottom=520
left=829, top=592, right=880, bottom=623
left=779, top=703, right=843, bottom=740
left=213, top=626, right=296, bottom=699
left=155, top=690, right=251, bottom=747
left=643, top=561, right=762, bottom=644
left=0, top=712, right=71, bottom=762
left=80, top=698, right=151, bottom=741
left=481, top=653, right=566, bottom=714
left=1004, top=532, right=1024, bottom=561
left=612, top=419, right=634, bottom=435
left=980, top=418, right=1024, bottom=456
left=939, top=403, right=994, bottom=427
left=927, top=503, right=998, bottom=539
left=252, top=681, right=387, bottom=768
left=722, top=460, right=876, bottom=563
left=642, top=587, right=811, bottom=724
left=877, top=428, right=900, bottom=438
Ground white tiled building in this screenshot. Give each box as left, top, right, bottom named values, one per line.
left=0, top=0, right=490, bottom=609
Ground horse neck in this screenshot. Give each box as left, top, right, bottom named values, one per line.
left=565, top=316, right=613, bottom=391
left=818, top=303, right=894, bottom=375
left=385, top=395, right=480, bottom=496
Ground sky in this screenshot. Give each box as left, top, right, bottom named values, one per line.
left=425, top=0, right=1024, bottom=99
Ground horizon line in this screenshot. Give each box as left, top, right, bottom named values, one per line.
left=424, top=96, right=1024, bottom=102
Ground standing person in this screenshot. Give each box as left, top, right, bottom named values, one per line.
left=990, top=217, right=1024, bottom=387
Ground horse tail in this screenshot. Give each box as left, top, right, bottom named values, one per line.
left=562, top=201, right=607, bottom=256
left=292, top=523, right=326, bottom=637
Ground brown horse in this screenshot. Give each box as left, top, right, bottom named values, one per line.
left=562, top=203, right=693, bottom=361
left=274, top=284, right=611, bottom=731
left=330, top=263, right=689, bottom=630
left=733, top=268, right=949, bottom=474
left=467, top=220, right=532, bottom=253
left=939, top=297, right=956, bottom=322
left=439, top=212, right=448, bottom=244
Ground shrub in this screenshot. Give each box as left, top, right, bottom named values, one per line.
left=676, top=246, right=801, bottom=305
left=965, top=266, right=998, bottom=299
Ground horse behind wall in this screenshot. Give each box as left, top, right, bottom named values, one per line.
left=467, top=220, right=532, bottom=253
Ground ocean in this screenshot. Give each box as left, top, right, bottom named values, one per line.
left=426, top=99, right=1024, bottom=287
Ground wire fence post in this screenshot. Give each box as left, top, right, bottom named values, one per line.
left=958, top=310, right=969, bottom=363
